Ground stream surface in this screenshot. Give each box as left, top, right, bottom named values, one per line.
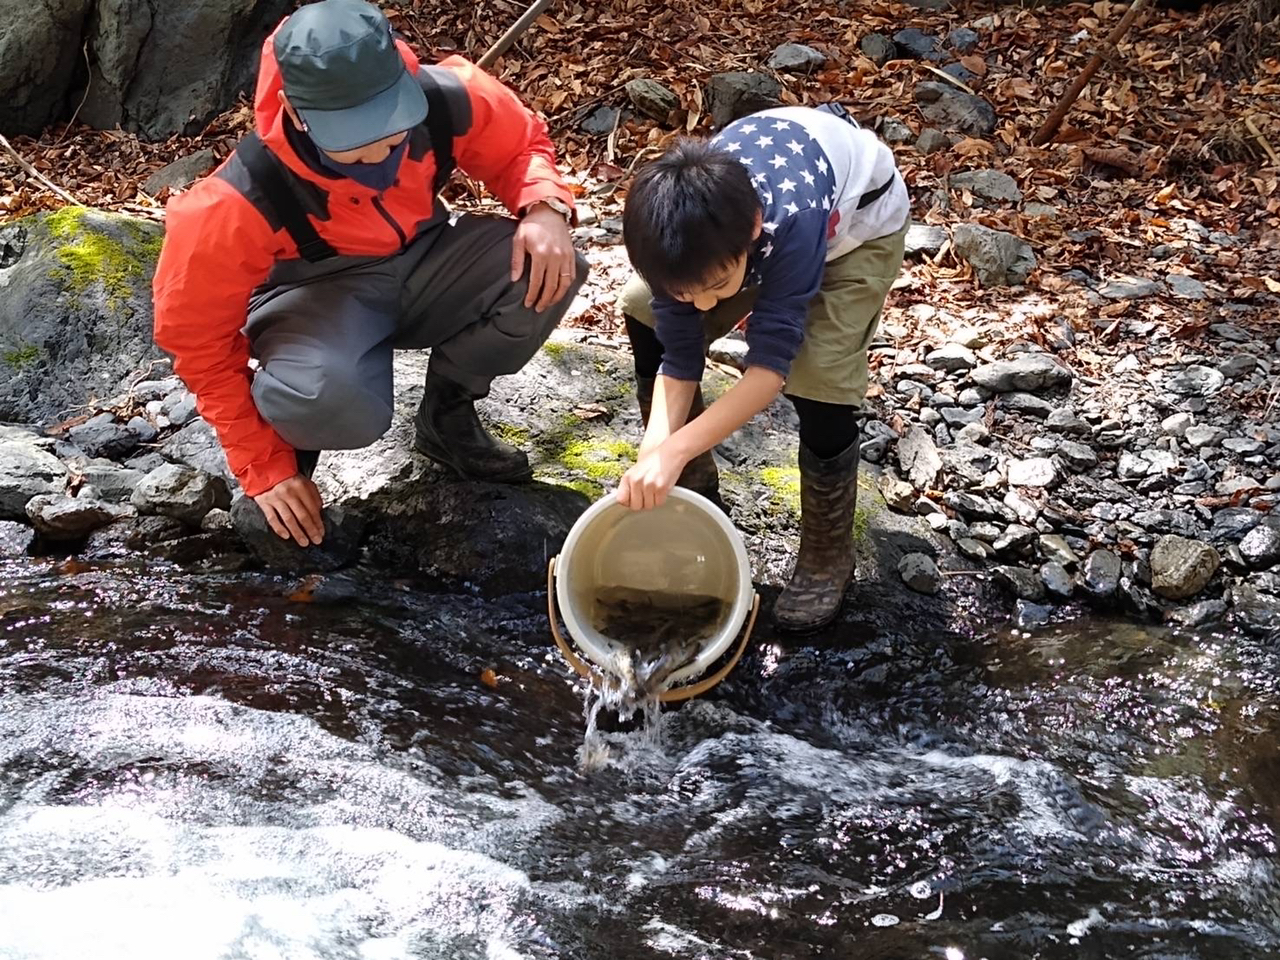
left=1, top=554, right=1278, bottom=959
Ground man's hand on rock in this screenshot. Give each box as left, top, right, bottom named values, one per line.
left=512, top=201, right=575, bottom=312
left=254, top=474, right=325, bottom=546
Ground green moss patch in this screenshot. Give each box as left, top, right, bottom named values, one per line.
left=45, top=206, right=163, bottom=307
left=3, top=344, right=39, bottom=370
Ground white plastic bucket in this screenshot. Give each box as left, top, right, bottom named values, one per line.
left=548, top=488, right=758, bottom=699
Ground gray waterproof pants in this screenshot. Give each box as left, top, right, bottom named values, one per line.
left=245, top=213, right=588, bottom=451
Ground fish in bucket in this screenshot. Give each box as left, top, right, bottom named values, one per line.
left=548, top=487, right=759, bottom=706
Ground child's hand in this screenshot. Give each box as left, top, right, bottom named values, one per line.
left=617, top=445, right=689, bottom=511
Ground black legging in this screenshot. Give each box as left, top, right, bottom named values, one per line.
left=623, top=314, right=858, bottom=459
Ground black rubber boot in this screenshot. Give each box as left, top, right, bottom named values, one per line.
left=413, top=374, right=532, bottom=483
left=295, top=449, right=321, bottom=479
left=773, top=432, right=861, bottom=634
left=636, top=375, right=724, bottom=508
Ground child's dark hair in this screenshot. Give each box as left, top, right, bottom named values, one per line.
left=623, top=138, right=761, bottom=295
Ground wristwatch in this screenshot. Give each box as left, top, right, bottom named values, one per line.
left=527, top=196, right=573, bottom=224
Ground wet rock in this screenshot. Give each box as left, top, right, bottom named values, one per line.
left=860, top=33, right=898, bottom=67
left=142, top=149, right=217, bottom=195
left=25, top=494, right=133, bottom=540
left=1040, top=561, right=1073, bottom=600
left=905, top=223, right=948, bottom=258
left=1009, top=458, right=1058, bottom=488
left=1132, top=509, right=1202, bottom=539
left=950, top=169, right=1023, bottom=203
left=952, top=224, right=1035, bottom=286
left=898, top=552, right=942, bottom=594
left=994, top=565, right=1046, bottom=601
left=893, top=28, right=940, bottom=58
left=201, top=507, right=233, bottom=533
left=1209, top=507, right=1262, bottom=543
left=1039, top=534, right=1079, bottom=568
left=971, top=354, right=1071, bottom=393
left=1150, top=535, right=1220, bottom=600
left=957, top=537, right=994, bottom=561
left=914, top=82, right=997, bottom=136
left=67, top=418, right=139, bottom=461
left=926, top=343, right=978, bottom=373
left=944, top=490, right=1001, bottom=520
left=1082, top=549, right=1121, bottom=602
left=1120, top=577, right=1164, bottom=621
left=0, top=437, right=68, bottom=519
left=768, top=43, right=827, bottom=72
left=1002, top=392, right=1054, bottom=419
left=160, top=418, right=233, bottom=483
left=1057, top=440, right=1098, bottom=473
left=232, top=497, right=366, bottom=573
left=580, top=105, right=620, bottom=135
left=1240, top=521, right=1280, bottom=569
left=131, top=463, right=231, bottom=526
left=706, top=72, right=782, bottom=128
left=897, top=426, right=943, bottom=490
left=1166, top=274, right=1207, bottom=300
left=1015, top=600, right=1055, bottom=627
left=948, top=27, right=981, bottom=52
left=82, top=515, right=188, bottom=557
left=1232, top=586, right=1280, bottom=637
left=626, top=79, right=679, bottom=122
left=1161, top=412, right=1194, bottom=437
left=1167, top=365, right=1226, bottom=398
left=0, top=520, right=35, bottom=557
left=994, top=524, right=1037, bottom=555
left=916, top=128, right=951, bottom=155
left=1167, top=598, right=1228, bottom=629
left=1046, top=408, right=1089, bottom=435
left=1099, top=277, right=1162, bottom=299
left=1184, top=424, right=1225, bottom=449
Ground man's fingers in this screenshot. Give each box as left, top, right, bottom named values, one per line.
left=278, top=500, right=312, bottom=547
left=511, top=230, right=527, bottom=282
left=260, top=502, right=291, bottom=542
left=525, top=251, right=549, bottom=309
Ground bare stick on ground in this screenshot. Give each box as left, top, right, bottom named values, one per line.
left=1031, top=0, right=1152, bottom=146
left=477, top=0, right=555, bottom=70
left=0, top=134, right=81, bottom=206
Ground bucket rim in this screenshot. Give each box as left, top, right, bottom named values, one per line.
left=554, top=487, right=754, bottom=687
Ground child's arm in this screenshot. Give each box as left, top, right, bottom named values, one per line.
left=618, top=366, right=783, bottom=510
left=639, top=375, right=697, bottom=457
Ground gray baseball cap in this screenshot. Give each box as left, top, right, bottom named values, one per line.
left=274, top=0, right=427, bottom=152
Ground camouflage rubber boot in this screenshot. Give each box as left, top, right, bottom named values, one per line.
left=636, top=376, right=723, bottom=508
left=773, top=433, right=861, bottom=634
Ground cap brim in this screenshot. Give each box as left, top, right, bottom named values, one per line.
left=297, top=69, right=427, bottom=153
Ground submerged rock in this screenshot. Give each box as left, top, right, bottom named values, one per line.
left=898, top=552, right=941, bottom=594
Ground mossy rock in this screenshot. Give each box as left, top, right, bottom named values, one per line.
left=0, top=206, right=166, bottom=424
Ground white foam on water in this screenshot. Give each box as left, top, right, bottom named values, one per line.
left=0, top=692, right=579, bottom=959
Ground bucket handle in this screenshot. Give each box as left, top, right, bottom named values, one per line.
left=546, top=556, right=759, bottom=703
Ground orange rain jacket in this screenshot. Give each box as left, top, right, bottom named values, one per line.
left=153, top=29, right=575, bottom=497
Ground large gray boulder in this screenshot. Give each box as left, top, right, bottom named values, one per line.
left=0, top=0, right=291, bottom=138
left=1150, top=535, right=1220, bottom=600
left=132, top=463, right=231, bottom=526
left=0, top=209, right=163, bottom=424
left=0, top=436, right=68, bottom=519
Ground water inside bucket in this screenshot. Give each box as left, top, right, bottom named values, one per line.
left=590, top=586, right=730, bottom=700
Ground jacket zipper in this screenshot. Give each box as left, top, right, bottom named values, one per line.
left=371, top=195, right=408, bottom=247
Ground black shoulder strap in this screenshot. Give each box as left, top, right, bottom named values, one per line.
left=236, top=133, right=337, bottom=263
left=417, top=65, right=472, bottom=195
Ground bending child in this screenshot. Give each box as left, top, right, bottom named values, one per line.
left=615, top=105, right=909, bottom=633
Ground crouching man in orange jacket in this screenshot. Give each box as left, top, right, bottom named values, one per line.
left=153, top=0, right=586, bottom=547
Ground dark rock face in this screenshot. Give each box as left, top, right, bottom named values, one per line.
left=0, top=0, right=292, bottom=138
left=0, top=209, right=163, bottom=424
left=231, top=498, right=368, bottom=574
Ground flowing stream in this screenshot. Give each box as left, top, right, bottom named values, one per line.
left=1, top=553, right=1278, bottom=959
